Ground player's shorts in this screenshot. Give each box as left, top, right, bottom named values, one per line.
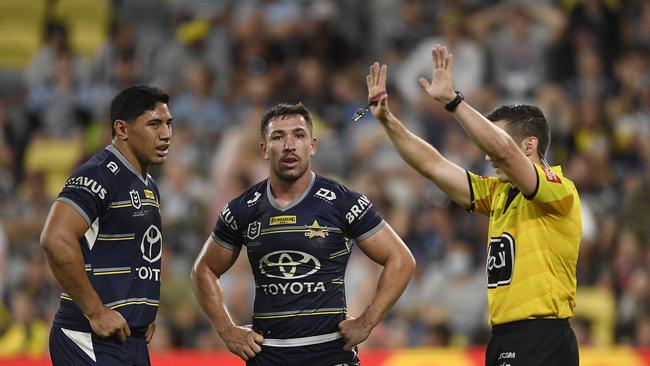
left=246, top=331, right=360, bottom=366
left=49, top=324, right=151, bottom=366
left=486, top=318, right=579, bottom=366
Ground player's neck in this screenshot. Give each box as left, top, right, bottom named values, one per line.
left=111, top=141, right=148, bottom=180
left=269, top=170, right=313, bottom=208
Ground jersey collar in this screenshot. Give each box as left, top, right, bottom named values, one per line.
left=266, top=171, right=316, bottom=212
left=106, top=144, right=149, bottom=185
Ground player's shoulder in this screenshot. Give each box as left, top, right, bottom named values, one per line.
left=66, top=148, right=116, bottom=184
left=311, top=174, right=354, bottom=202
left=229, top=178, right=268, bottom=209
left=313, top=174, right=369, bottom=206
left=541, top=165, right=576, bottom=190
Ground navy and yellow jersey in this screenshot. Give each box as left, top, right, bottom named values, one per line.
left=53, top=144, right=163, bottom=331
left=212, top=172, right=385, bottom=340
left=467, top=164, right=581, bottom=326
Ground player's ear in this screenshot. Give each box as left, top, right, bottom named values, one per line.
left=310, top=136, right=318, bottom=156
left=260, top=141, right=269, bottom=160
left=114, top=120, right=128, bottom=141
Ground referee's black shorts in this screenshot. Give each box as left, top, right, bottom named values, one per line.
left=486, top=318, right=579, bottom=366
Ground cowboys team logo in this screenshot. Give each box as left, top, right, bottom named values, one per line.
left=247, top=221, right=261, bottom=240
left=305, top=220, right=328, bottom=239
left=487, top=232, right=515, bottom=288
left=141, top=225, right=162, bottom=263
left=129, top=190, right=141, bottom=209
left=259, top=250, right=321, bottom=279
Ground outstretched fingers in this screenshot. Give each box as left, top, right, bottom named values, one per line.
left=379, top=64, right=387, bottom=89
left=418, top=77, right=431, bottom=91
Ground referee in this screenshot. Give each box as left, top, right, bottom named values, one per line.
left=365, top=45, right=580, bottom=365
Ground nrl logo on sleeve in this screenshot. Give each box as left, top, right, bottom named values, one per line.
left=247, top=221, right=261, bottom=239
left=129, top=190, right=142, bottom=209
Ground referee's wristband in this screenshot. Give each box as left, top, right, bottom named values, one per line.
left=444, top=90, right=464, bottom=112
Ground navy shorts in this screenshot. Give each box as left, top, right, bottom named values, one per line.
left=49, top=325, right=151, bottom=366
left=486, top=318, right=579, bottom=366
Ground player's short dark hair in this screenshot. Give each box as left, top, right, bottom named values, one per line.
left=260, top=102, right=313, bottom=140
left=110, top=85, right=169, bottom=137
left=486, top=104, right=550, bottom=158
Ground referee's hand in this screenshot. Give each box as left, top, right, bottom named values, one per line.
left=88, top=306, right=131, bottom=342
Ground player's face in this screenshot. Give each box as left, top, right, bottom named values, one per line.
left=261, top=115, right=317, bottom=182
left=128, top=102, right=173, bottom=166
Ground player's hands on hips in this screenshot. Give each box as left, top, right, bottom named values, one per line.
left=88, top=306, right=131, bottom=342
left=338, top=316, right=373, bottom=351
left=367, top=62, right=390, bottom=121
left=418, top=45, right=457, bottom=104
left=144, top=322, right=156, bottom=344
left=221, top=325, right=264, bottom=361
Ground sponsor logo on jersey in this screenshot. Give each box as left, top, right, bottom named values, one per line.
left=137, top=225, right=162, bottom=282
left=345, top=195, right=372, bottom=224
left=542, top=166, right=561, bottom=183
left=144, top=189, right=155, bottom=200
left=106, top=161, right=119, bottom=174
left=129, top=190, right=141, bottom=209
left=305, top=220, right=328, bottom=239
left=259, top=250, right=320, bottom=279
left=220, top=205, right=238, bottom=231
left=315, top=188, right=337, bottom=202
left=247, top=191, right=262, bottom=206
left=64, top=176, right=108, bottom=200
left=487, top=232, right=515, bottom=288
left=258, top=250, right=325, bottom=296
left=269, top=215, right=296, bottom=226
left=247, top=221, right=261, bottom=239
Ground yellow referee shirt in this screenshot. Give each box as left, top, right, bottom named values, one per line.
left=468, top=164, right=581, bottom=326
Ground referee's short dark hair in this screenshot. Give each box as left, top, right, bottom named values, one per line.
left=486, top=104, right=550, bottom=158
left=110, top=85, right=169, bottom=137
left=260, top=102, right=313, bottom=140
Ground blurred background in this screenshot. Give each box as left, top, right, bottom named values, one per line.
left=0, top=0, right=649, bottom=364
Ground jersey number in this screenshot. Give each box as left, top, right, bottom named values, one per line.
left=486, top=233, right=515, bottom=288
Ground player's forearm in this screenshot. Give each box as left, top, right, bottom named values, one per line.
left=359, top=249, right=415, bottom=327
left=41, top=237, right=105, bottom=317
left=377, top=112, right=446, bottom=180
left=451, top=101, right=514, bottom=161
left=190, top=266, right=236, bottom=336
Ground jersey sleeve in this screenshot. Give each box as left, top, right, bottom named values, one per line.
left=340, top=188, right=385, bottom=242
left=524, top=164, right=575, bottom=216
left=467, top=171, right=498, bottom=216
left=57, top=166, right=111, bottom=226
left=211, top=199, right=244, bottom=251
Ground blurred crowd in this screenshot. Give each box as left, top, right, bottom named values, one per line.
left=0, top=0, right=649, bottom=357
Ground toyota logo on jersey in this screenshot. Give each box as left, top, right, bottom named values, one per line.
left=141, top=225, right=162, bottom=263
left=259, top=250, right=320, bottom=279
